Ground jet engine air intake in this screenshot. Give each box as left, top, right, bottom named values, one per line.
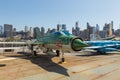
left=71, top=37, right=84, bottom=51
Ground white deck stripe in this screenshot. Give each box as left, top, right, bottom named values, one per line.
left=0, top=57, right=17, bottom=61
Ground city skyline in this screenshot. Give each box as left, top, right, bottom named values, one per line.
left=0, top=21, right=120, bottom=40
left=0, top=0, right=120, bottom=32
left=0, top=21, right=120, bottom=33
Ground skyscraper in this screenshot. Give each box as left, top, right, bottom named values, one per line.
left=86, top=22, right=95, bottom=40
left=13, top=28, right=16, bottom=36
left=0, top=25, right=3, bottom=37
left=76, top=21, right=79, bottom=28
left=72, top=27, right=75, bottom=35
left=87, top=22, right=90, bottom=29
left=111, top=21, right=113, bottom=29
left=72, top=22, right=80, bottom=36
left=46, top=28, right=51, bottom=35
left=29, top=27, right=33, bottom=37
left=4, top=24, right=13, bottom=38
left=41, top=27, right=45, bottom=37
left=62, top=24, right=66, bottom=30
left=75, top=22, right=80, bottom=30
left=111, top=21, right=114, bottom=34
left=57, top=24, right=62, bottom=31
left=96, top=24, right=99, bottom=34
left=103, top=21, right=113, bottom=37
left=33, top=27, right=40, bottom=38
left=0, top=25, right=3, bottom=36
left=25, top=26, right=29, bottom=32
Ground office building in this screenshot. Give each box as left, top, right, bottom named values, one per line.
left=72, top=21, right=80, bottom=36
left=0, top=25, right=3, bottom=37
left=25, top=26, right=29, bottom=32
left=13, top=28, right=16, bottom=36
left=29, top=27, right=33, bottom=37
left=33, top=27, right=40, bottom=38
left=57, top=24, right=62, bottom=31
left=4, top=24, right=13, bottom=38
left=103, top=22, right=113, bottom=37
left=62, top=24, right=66, bottom=30
left=41, top=27, right=45, bottom=37
left=86, top=22, right=95, bottom=40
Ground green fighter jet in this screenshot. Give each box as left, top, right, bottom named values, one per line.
left=30, top=28, right=88, bottom=63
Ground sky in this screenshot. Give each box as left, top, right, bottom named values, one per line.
left=0, top=0, right=120, bottom=32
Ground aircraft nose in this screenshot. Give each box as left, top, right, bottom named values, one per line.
left=71, top=37, right=88, bottom=51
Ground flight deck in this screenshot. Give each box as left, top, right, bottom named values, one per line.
left=0, top=51, right=120, bottom=80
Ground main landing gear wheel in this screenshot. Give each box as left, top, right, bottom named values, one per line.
left=58, top=51, right=66, bottom=64
left=61, top=58, right=65, bottom=62
left=56, top=50, right=60, bottom=57
left=33, top=51, right=37, bottom=56
left=97, top=51, right=106, bottom=55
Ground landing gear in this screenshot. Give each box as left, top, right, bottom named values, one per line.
left=100, top=52, right=106, bottom=55
left=59, top=50, right=66, bottom=64
left=56, top=50, right=60, bottom=57
left=56, top=50, right=66, bottom=63
left=97, top=51, right=106, bottom=55
left=33, top=51, right=37, bottom=56
left=61, top=53, right=65, bottom=63
left=61, top=58, right=65, bottom=62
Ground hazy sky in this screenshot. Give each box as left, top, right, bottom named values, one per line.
left=0, top=0, right=120, bottom=32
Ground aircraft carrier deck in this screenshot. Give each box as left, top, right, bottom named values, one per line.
left=0, top=51, right=120, bottom=80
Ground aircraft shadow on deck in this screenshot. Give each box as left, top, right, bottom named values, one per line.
left=30, top=55, right=69, bottom=76
left=4, top=52, right=69, bottom=77
left=27, top=55, right=69, bottom=77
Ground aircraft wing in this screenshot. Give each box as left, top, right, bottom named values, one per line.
left=84, top=40, right=120, bottom=53
left=85, top=46, right=103, bottom=49
left=84, top=44, right=120, bottom=53
left=102, top=44, right=120, bottom=48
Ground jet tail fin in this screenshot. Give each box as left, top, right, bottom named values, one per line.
left=34, top=27, right=41, bottom=39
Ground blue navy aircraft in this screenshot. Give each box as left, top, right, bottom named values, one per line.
left=84, top=40, right=120, bottom=54
left=61, top=31, right=120, bottom=54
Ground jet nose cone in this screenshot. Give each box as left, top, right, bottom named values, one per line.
left=71, top=37, right=88, bottom=51
left=74, top=40, right=88, bottom=47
